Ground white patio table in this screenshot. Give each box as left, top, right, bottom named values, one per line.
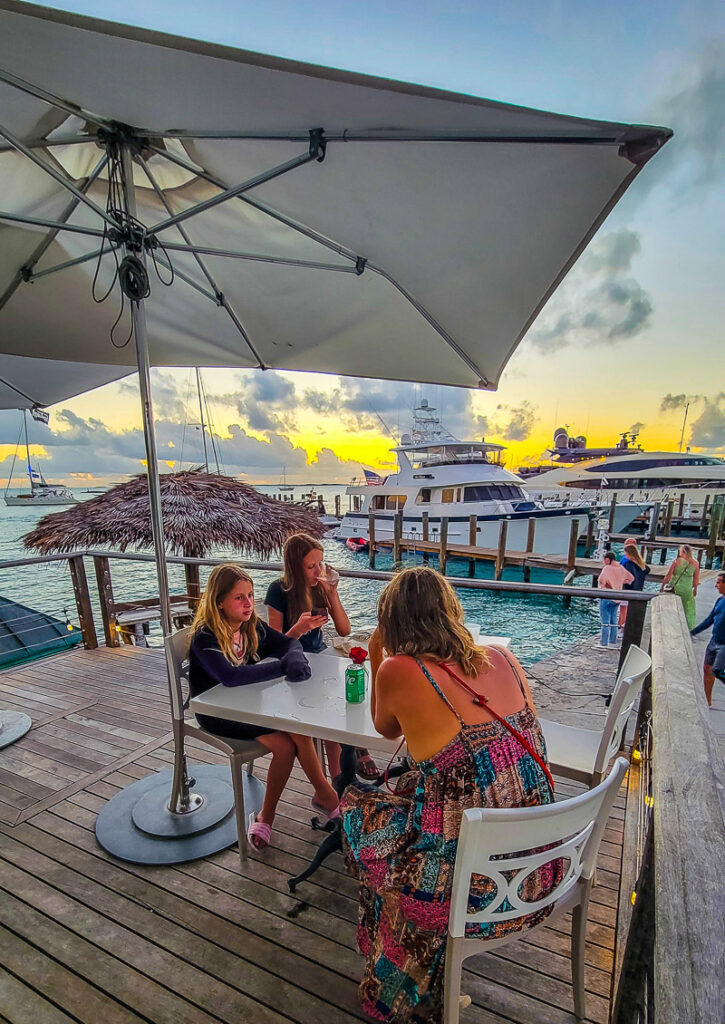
left=189, top=652, right=402, bottom=753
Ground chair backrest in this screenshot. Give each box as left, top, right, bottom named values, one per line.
left=593, top=644, right=651, bottom=776
left=448, top=757, right=628, bottom=938
left=164, top=625, right=193, bottom=720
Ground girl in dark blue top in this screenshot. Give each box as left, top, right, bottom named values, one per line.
left=618, top=539, right=650, bottom=636
left=265, top=534, right=380, bottom=781
left=189, top=563, right=339, bottom=850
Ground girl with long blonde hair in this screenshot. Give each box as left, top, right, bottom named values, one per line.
left=618, top=537, right=650, bottom=634
left=189, top=564, right=339, bottom=850
left=341, top=566, right=558, bottom=1022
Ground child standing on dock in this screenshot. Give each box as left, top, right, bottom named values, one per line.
left=597, top=551, right=633, bottom=648
left=618, top=538, right=651, bottom=637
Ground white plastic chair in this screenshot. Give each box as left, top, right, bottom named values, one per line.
left=444, top=757, right=628, bottom=1023
left=539, top=644, right=651, bottom=788
left=165, top=626, right=268, bottom=865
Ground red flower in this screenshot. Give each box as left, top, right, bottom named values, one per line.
left=349, top=646, right=368, bottom=665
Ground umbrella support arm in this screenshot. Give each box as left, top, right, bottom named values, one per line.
left=147, top=129, right=326, bottom=237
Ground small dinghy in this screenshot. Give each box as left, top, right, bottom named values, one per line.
left=346, top=536, right=369, bottom=553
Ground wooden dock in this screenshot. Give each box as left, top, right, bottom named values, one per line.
left=1, top=643, right=626, bottom=1024
left=372, top=536, right=673, bottom=582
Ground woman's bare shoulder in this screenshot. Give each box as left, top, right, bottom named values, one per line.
left=377, top=654, right=423, bottom=686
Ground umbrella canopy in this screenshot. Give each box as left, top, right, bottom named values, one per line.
left=0, top=352, right=132, bottom=409
left=0, top=0, right=671, bottom=389
left=22, top=468, right=326, bottom=559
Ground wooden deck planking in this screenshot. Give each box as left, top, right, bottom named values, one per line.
left=0, top=645, right=627, bottom=1023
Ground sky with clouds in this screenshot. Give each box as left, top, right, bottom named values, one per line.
left=2, top=0, right=723, bottom=485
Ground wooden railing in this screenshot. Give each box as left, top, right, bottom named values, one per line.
left=612, top=595, right=725, bottom=1024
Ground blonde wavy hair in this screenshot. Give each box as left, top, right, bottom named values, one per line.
left=190, top=564, right=259, bottom=665
left=623, top=543, right=646, bottom=570
left=377, top=566, right=489, bottom=678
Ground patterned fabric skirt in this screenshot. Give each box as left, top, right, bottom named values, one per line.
left=341, top=716, right=562, bottom=1023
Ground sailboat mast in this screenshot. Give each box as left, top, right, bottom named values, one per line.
left=678, top=402, right=690, bottom=452
left=195, top=367, right=209, bottom=472
left=23, top=409, right=34, bottom=492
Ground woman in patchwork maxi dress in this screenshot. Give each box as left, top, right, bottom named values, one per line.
left=341, top=567, right=562, bottom=1023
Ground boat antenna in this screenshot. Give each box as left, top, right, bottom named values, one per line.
left=678, top=402, right=690, bottom=452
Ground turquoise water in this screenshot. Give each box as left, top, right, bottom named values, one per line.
left=0, top=483, right=674, bottom=666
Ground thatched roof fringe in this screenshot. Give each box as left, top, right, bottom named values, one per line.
left=23, top=469, right=326, bottom=559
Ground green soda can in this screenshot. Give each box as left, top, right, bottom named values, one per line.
left=345, top=664, right=366, bottom=703
left=345, top=646, right=368, bottom=704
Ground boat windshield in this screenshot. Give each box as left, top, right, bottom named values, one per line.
left=398, top=443, right=505, bottom=468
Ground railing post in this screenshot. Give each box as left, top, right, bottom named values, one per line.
left=584, top=516, right=594, bottom=558
left=368, top=513, right=376, bottom=569
left=612, top=822, right=655, bottom=1024
left=618, top=595, right=648, bottom=673
left=439, top=518, right=449, bottom=576
left=92, top=555, right=119, bottom=648
left=68, top=555, right=97, bottom=650
left=184, top=562, right=201, bottom=612
left=422, top=511, right=429, bottom=565
left=494, top=519, right=508, bottom=580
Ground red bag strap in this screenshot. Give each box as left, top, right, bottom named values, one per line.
left=438, top=662, right=555, bottom=793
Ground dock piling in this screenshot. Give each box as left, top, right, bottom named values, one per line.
left=439, top=518, right=449, bottom=575
left=393, top=512, right=403, bottom=570
left=705, top=496, right=725, bottom=568
left=699, top=495, right=710, bottom=535
left=494, top=520, right=508, bottom=580
left=368, top=513, right=376, bottom=568
left=468, top=515, right=477, bottom=577
left=608, top=493, right=618, bottom=533
left=422, top=512, right=429, bottom=565
left=660, top=500, right=675, bottom=563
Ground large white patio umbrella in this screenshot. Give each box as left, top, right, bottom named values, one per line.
left=0, top=0, right=671, bottom=861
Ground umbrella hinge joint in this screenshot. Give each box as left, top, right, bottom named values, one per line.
left=355, top=257, right=367, bottom=276
left=214, top=290, right=225, bottom=307
left=309, top=128, right=327, bottom=162
left=20, top=265, right=33, bottom=283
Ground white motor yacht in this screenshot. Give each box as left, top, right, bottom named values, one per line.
left=520, top=429, right=725, bottom=516
left=337, top=404, right=642, bottom=555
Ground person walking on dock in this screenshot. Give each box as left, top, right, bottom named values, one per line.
left=691, top=572, right=725, bottom=706
left=597, top=551, right=633, bottom=648
left=661, top=544, right=700, bottom=629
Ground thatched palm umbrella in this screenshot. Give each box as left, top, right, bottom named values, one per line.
left=24, top=469, right=326, bottom=603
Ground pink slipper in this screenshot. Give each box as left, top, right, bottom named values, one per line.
left=247, top=812, right=271, bottom=850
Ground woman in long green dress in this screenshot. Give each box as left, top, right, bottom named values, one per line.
left=661, top=544, right=700, bottom=629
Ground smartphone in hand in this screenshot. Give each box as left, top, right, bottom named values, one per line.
left=311, top=607, right=328, bottom=619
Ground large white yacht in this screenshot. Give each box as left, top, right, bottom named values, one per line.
left=337, top=403, right=642, bottom=555
left=519, top=429, right=725, bottom=515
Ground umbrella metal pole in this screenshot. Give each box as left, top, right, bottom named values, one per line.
left=120, top=143, right=190, bottom=815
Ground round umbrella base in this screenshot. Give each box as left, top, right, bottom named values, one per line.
left=0, top=710, right=32, bottom=749
left=96, top=763, right=265, bottom=864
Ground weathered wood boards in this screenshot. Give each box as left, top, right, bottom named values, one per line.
left=650, top=597, right=725, bottom=1024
